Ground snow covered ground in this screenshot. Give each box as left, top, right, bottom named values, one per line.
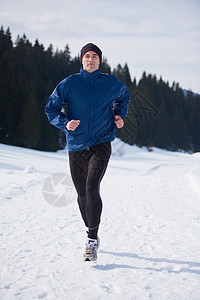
left=0, top=139, right=200, bottom=300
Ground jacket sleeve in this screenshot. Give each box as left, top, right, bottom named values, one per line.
left=45, top=80, right=69, bottom=130
left=113, top=81, right=130, bottom=119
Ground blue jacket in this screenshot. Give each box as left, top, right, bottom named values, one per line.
left=45, top=68, right=130, bottom=151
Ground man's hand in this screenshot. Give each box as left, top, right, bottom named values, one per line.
left=114, top=115, right=124, bottom=128
left=65, top=120, right=80, bottom=131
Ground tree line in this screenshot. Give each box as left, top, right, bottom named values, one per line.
left=0, top=26, right=200, bottom=152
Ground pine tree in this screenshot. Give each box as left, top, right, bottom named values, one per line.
left=123, top=63, right=132, bottom=86
left=154, top=99, right=170, bottom=149
left=112, top=63, right=132, bottom=86
left=17, top=92, right=40, bottom=148
left=113, top=64, right=124, bottom=81
left=100, top=57, right=111, bottom=74
left=0, top=27, right=14, bottom=144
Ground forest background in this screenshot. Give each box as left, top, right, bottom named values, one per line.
left=0, top=27, right=200, bottom=153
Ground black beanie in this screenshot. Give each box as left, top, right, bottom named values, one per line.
left=81, top=43, right=102, bottom=64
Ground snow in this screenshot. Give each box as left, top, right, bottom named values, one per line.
left=0, top=140, right=200, bottom=300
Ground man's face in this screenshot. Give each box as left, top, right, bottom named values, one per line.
left=82, top=51, right=100, bottom=73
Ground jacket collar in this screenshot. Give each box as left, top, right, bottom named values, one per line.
left=80, top=68, right=101, bottom=78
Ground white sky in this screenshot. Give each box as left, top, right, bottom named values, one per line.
left=1, top=0, right=200, bottom=93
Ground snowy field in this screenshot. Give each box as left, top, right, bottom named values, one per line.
left=0, top=139, right=200, bottom=300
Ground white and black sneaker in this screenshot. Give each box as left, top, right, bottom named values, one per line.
left=83, top=238, right=98, bottom=262
left=86, top=230, right=100, bottom=250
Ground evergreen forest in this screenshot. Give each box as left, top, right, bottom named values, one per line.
left=0, top=27, right=200, bottom=153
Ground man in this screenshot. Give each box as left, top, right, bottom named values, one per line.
left=45, top=43, right=130, bottom=261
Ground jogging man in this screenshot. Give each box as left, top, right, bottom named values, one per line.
left=45, top=43, right=130, bottom=261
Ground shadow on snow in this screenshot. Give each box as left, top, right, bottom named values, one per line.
left=93, top=250, right=200, bottom=275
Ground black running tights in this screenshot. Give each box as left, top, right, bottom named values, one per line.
left=69, top=142, right=111, bottom=239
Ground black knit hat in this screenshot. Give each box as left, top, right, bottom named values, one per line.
left=81, top=43, right=102, bottom=64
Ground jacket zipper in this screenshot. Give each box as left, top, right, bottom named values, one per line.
left=87, top=75, right=93, bottom=150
